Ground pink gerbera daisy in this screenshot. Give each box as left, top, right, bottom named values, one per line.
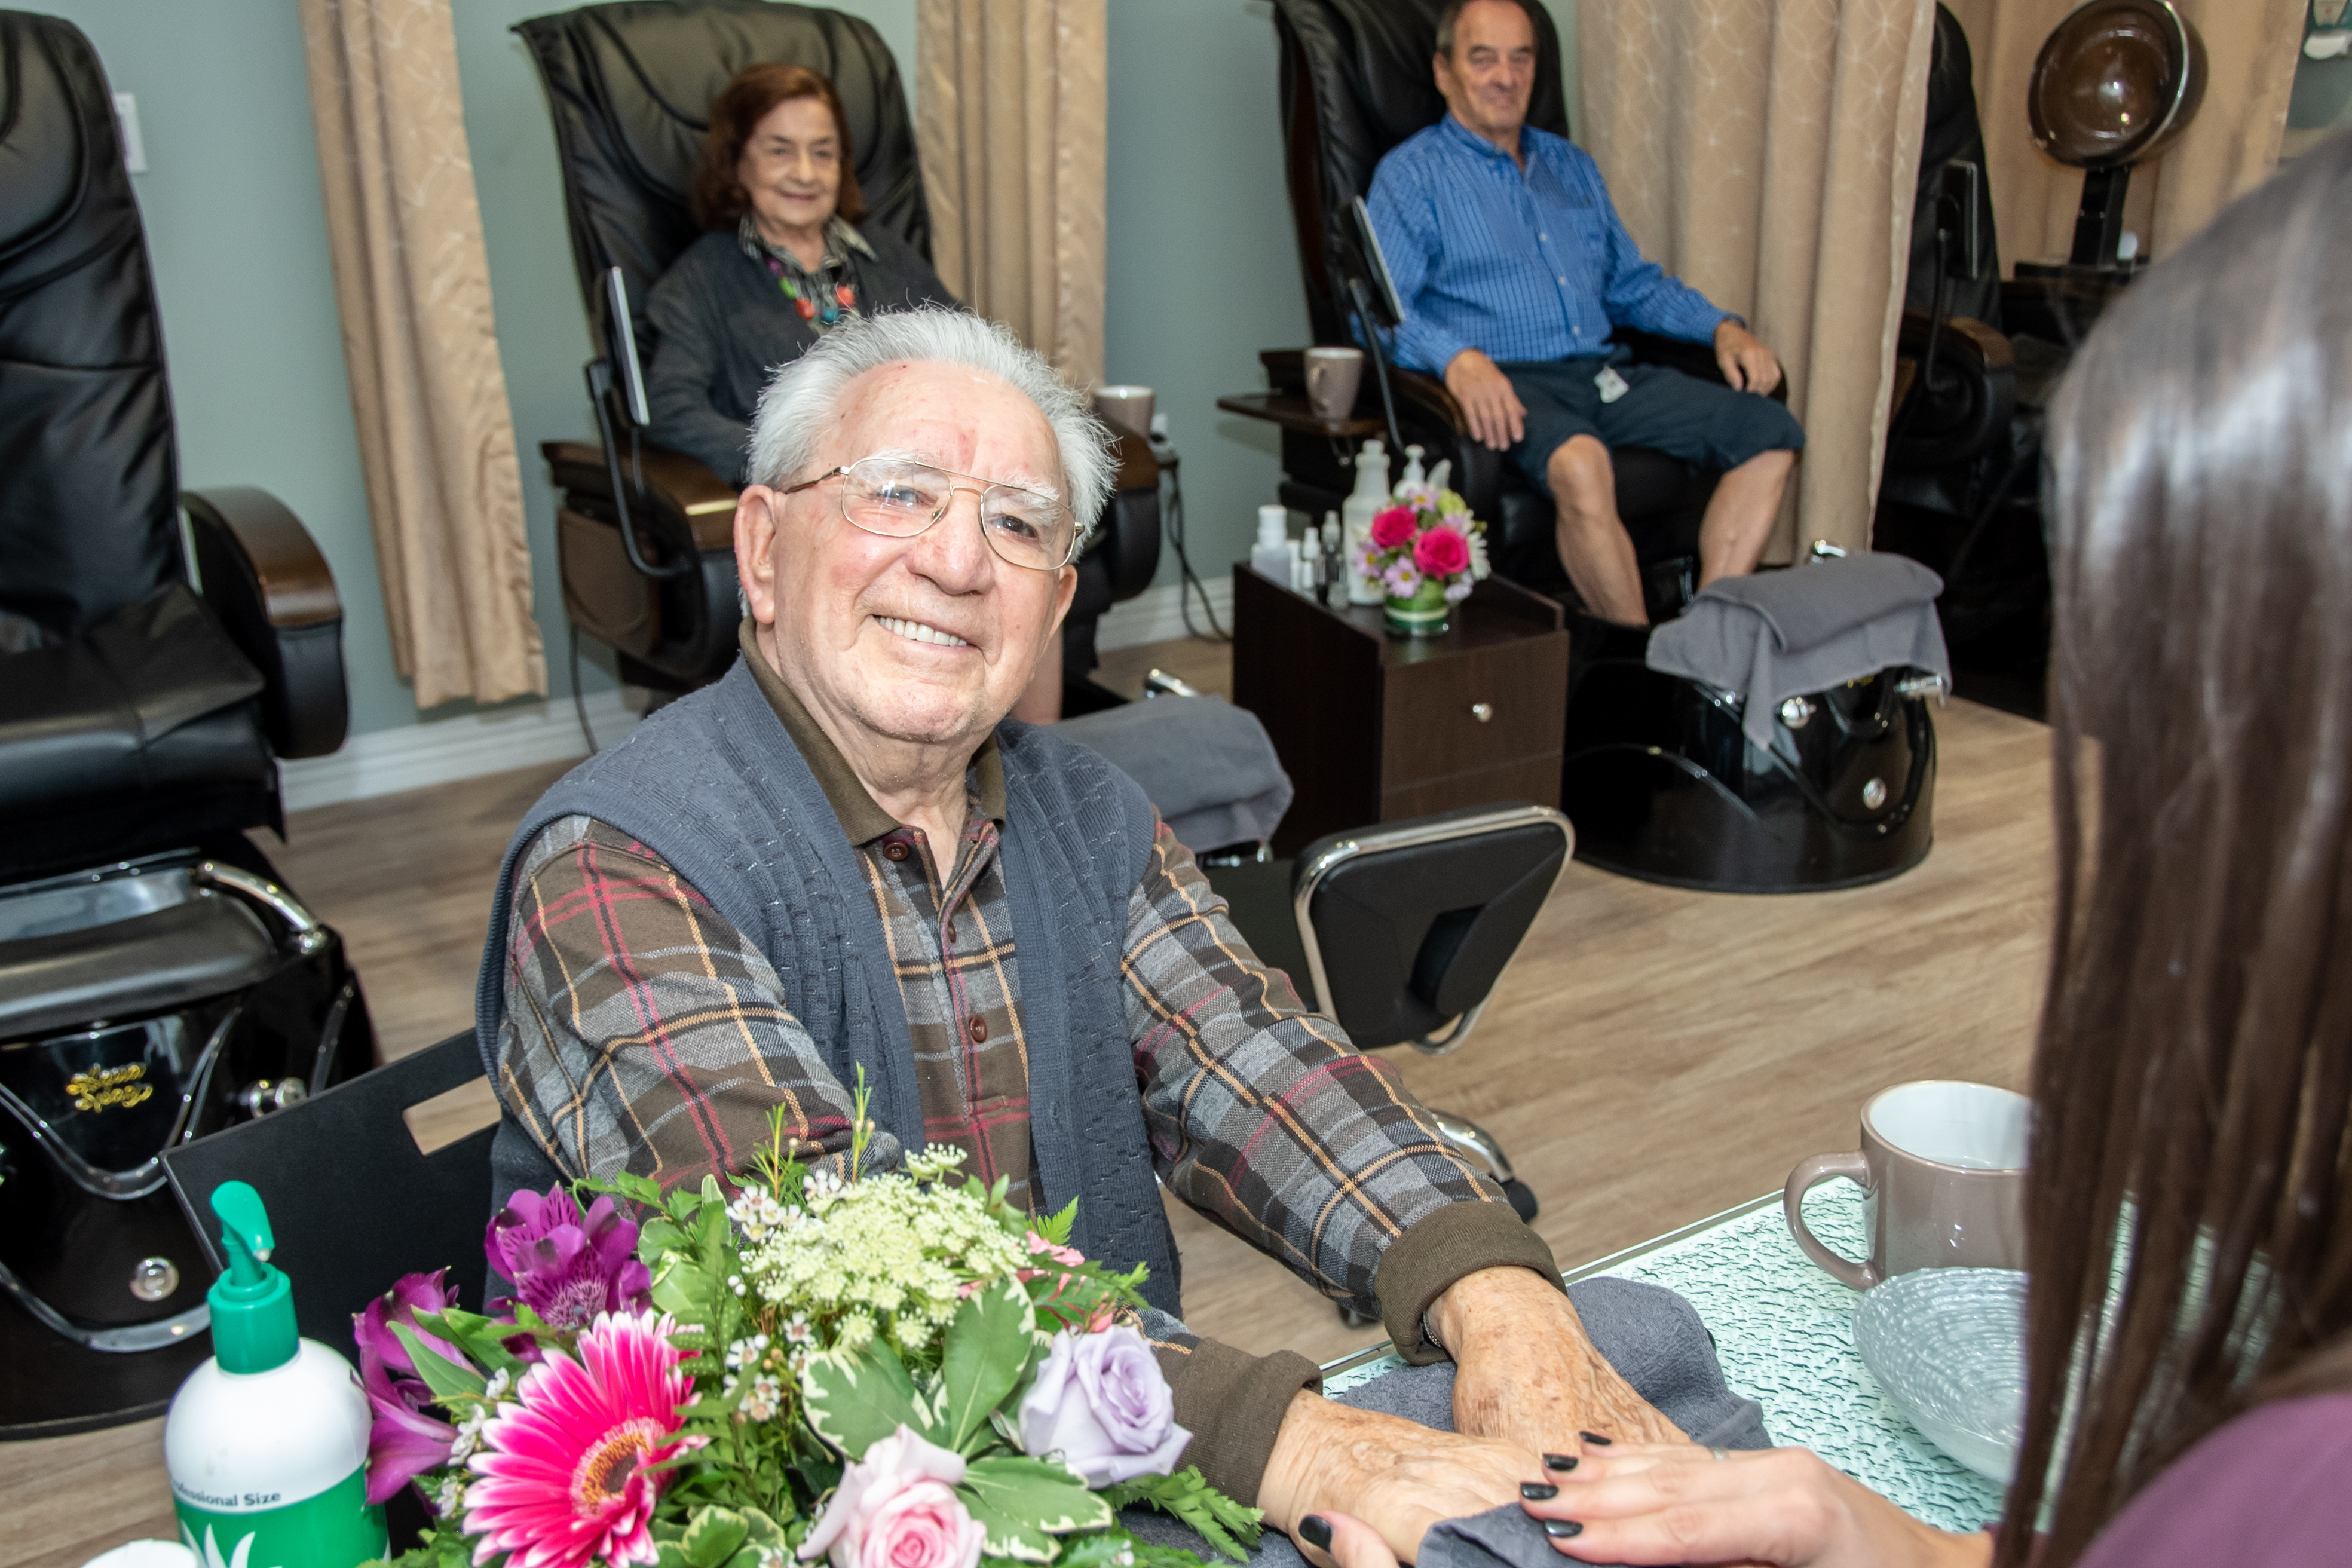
left=464, top=1312, right=694, bottom=1568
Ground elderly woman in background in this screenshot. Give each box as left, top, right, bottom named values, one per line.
left=646, top=63, right=954, bottom=488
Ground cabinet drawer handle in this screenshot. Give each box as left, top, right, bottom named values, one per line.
left=1470, top=702, right=1494, bottom=724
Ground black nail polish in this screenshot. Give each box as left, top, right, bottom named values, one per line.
left=1521, top=1481, right=1559, bottom=1500
left=1543, top=1520, right=1584, bottom=1539
left=1542, top=1453, right=1579, bottom=1472
left=1298, top=1515, right=1333, bottom=1551
left=1578, top=1430, right=1614, bottom=1446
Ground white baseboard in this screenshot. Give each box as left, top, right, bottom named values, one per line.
left=1092, top=577, right=1235, bottom=650
left=278, top=689, right=643, bottom=813
left=280, top=587, right=1224, bottom=813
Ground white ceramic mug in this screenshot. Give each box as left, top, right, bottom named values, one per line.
left=1094, top=385, right=1154, bottom=436
left=1304, top=346, right=1365, bottom=424
left=1784, top=1080, right=2031, bottom=1289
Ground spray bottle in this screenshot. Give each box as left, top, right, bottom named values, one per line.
left=166, top=1182, right=387, bottom=1567
left=1340, top=438, right=1391, bottom=605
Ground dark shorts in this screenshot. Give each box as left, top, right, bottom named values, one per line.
left=1501, top=356, right=1805, bottom=496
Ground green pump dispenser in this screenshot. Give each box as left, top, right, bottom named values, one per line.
left=207, top=1181, right=298, bottom=1374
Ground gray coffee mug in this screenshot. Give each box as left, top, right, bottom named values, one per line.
left=1094, top=385, right=1154, bottom=436
left=1304, top=346, right=1365, bottom=424
left=1784, top=1079, right=2030, bottom=1290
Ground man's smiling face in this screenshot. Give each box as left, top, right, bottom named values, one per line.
left=1436, top=0, right=1537, bottom=145
left=742, top=359, right=1077, bottom=753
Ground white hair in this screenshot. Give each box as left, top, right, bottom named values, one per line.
left=743, top=307, right=1117, bottom=549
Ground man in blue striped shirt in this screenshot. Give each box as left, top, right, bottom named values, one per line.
left=1365, top=0, right=1805, bottom=624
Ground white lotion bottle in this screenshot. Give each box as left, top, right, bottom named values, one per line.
left=1341, top=438, right=1391, bottom=605
left=166, top=1181, right=387, bottom=1568
left=1250, top=503, right=1295, bottom=588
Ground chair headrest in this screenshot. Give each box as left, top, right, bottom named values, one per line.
left=0, top=13, right=183, bottom=641
left=515, top=0, right=930, bottom=342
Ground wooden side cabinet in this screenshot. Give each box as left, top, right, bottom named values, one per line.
left=1231, top=566, right=1570, bottom=856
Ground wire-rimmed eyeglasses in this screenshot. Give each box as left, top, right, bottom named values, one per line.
left=780, top=456, right=1077, bottom=572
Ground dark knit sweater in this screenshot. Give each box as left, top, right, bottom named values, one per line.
left=644, top=224, right=957, bottom=483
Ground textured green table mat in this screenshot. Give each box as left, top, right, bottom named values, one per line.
left=1322, top=1183, right=2007, bottom=1533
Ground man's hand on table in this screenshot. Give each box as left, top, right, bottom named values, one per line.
left=1712, top=320, right=1784, bottom=396
left=1431, top=1266, right=1690, bottom=1463
left=1444, top=348, right=1527, bottom=451
left=1258, top=1391, right=1541, bottom=1563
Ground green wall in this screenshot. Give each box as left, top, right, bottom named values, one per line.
left=43, top=0, right=1570, bottom=737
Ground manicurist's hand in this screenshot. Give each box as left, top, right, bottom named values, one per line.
left=1260, top=1391, right=1543, bottom=1563
left=1713, top=320, right=1784, bottom=396
left=1432, top=1266, right=1689, bottom=1466
left=1522, top=1443, right=1993, bottom=1568
left=1444, top=347, right=1527, bottom=451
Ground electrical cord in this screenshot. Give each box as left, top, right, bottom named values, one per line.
left=569, top=621, right=598, bottom=755
left=1155, top=439, right=1229, bottom=642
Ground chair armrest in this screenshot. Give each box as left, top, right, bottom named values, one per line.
left=182, top=486, right=348, bottom=760
left=1612, top=327, right=1793, bottom=405
left=1888, top=311, right=2015, bottom=470
left=541, top=440, right=740, bottom=552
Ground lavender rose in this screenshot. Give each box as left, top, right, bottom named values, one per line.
left=1015, top=1326, right=1191, bottom=1486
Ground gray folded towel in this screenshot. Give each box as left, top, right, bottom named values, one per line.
left=1123, top=1276, right=1769, bottom=1568
left=1644, top=556, right=1950, bottom=754
left=1052, top=694, right=1293, bottom=853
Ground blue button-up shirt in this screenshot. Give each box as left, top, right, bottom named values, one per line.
left=1364, top=114, right=1732, bottom=375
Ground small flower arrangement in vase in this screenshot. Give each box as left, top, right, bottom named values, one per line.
left=1357, top=482, right=1490, bottom=637
left=354, top=1076, right=1258, bottom=1568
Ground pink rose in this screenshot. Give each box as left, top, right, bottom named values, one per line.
left=1016, top=1327, right=1190, bottom=1486
left=1414, top=524, right=1471, bottom=578
left=1368, top=506, right=1417, bottom=551
left=801, top=1426, right=985, bottom=1568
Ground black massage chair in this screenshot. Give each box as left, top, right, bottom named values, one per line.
left=514, top=0, right=1160, bottom=708
left=0, top=11, right=375, bottom=1437
left=1259, top=0, right=1967, bottom=891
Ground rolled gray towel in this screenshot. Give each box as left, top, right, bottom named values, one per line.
left=1052, top=695, right=1293, bottom=854
left=1124, top=1277, right=1769, bottom=1567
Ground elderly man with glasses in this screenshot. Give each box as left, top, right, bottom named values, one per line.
left=477, top=309, right=1686, bottom=1561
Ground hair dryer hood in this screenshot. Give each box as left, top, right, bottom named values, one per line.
left=2029, top=0, right=2207, bottom=170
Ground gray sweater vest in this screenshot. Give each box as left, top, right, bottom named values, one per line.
left=474, top=659, right=1181, bottom=1315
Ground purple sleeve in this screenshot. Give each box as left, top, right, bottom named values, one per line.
left=2072, top=1391, right=2352, bottom=1568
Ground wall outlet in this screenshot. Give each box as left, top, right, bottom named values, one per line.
left=113, top=91, right=147, bottom=173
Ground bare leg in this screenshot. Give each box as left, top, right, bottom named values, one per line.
left=1696, top=449, right=1797, bottom=587
left=1010, top=630, right=1064, bottom=724
left=1548, top=435, right=1647, bottom=626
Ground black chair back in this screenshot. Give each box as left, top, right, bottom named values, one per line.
left=163, top=1031, right=497, bottom=1357
left=0, top=12, right=180, bottom=644
left=515, top=0, right=932, bottom=348
left=1294, top=803, right=1570, bottom=1049
left=1909, top=4, right=2001, bottom=329
left=1272, top=0, right=1570, bottom=345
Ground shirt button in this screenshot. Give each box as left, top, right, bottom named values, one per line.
left=944, top=917, right=957, bottom=943
left=1539, top=232, right=1548, bottom=241
left=1557, top=277, right=1568, bottom=286
left=968, top=1015, right=988, bottom=1043
left=884, top=841, right=909, bottom=862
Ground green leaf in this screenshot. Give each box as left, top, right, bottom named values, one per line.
left=1037, top=1197, right=1079, bottom=1248
left=391, top=1322, right=486, bottom=1401
left=684, top=1505, right=752, bottom=1566
left=956, top=1490, right=1059, bottom=1563
left=801, top=1339, right=940, bottom=1458
left=939, top=1276, right=1037, bottom=1453
left=412, top=1309, right=526, bottom=1380
left=961, top=1455, right=1113, bottom=1535
left=1095, top=1468, right=1261, bottom=1563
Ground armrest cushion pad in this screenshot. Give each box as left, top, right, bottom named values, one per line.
left=183, top=486, right=348, bottom=760
left=542, top=439, right=740, bottom=552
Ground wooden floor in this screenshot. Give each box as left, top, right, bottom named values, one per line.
left=1, top=636, right=2053, bottom=1567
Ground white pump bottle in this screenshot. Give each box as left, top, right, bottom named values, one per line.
left=1339, top=438, right=1391, bottom=605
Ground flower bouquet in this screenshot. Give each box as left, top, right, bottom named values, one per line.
left=358, top=1090, right=1259, bottom=1568
left=1356, top=482, right=1491, bottom=638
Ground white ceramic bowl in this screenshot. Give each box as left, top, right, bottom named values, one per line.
left=1853, top=1266, right=2028, bottom=1483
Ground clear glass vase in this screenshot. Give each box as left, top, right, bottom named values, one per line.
left=1383, top=577, right=1450, bottom=637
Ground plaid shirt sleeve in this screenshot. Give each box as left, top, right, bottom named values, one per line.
left=1123, top=818, right=1510, bottom=1319
left=496, top=815, right=879, bottom=1190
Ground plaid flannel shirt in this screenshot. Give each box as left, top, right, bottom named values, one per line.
left=491, top=627, right=1561, bottom=1499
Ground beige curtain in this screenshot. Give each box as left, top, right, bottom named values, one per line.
left=1942, top=0, right=2302, bottom=271
left=1581, top=0, right=1939, bottom=558
left=916, top=0, right=1108, bottom=388
left=298, top=0, right=545, bottom=709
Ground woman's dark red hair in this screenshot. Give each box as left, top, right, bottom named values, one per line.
left=691, top=63, right=865, bottom=231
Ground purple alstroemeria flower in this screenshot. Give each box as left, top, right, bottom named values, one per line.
left=353, top=1267, right=466, bottom=1380
left=351, top=1270, right=465, bottom=1506
left=482, top=1185, right=653, bottom=1333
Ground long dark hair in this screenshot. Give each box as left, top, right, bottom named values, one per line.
left=691, top=63, right=866, bottom=231
left=2000, top=137, right=2352, bottom=1567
